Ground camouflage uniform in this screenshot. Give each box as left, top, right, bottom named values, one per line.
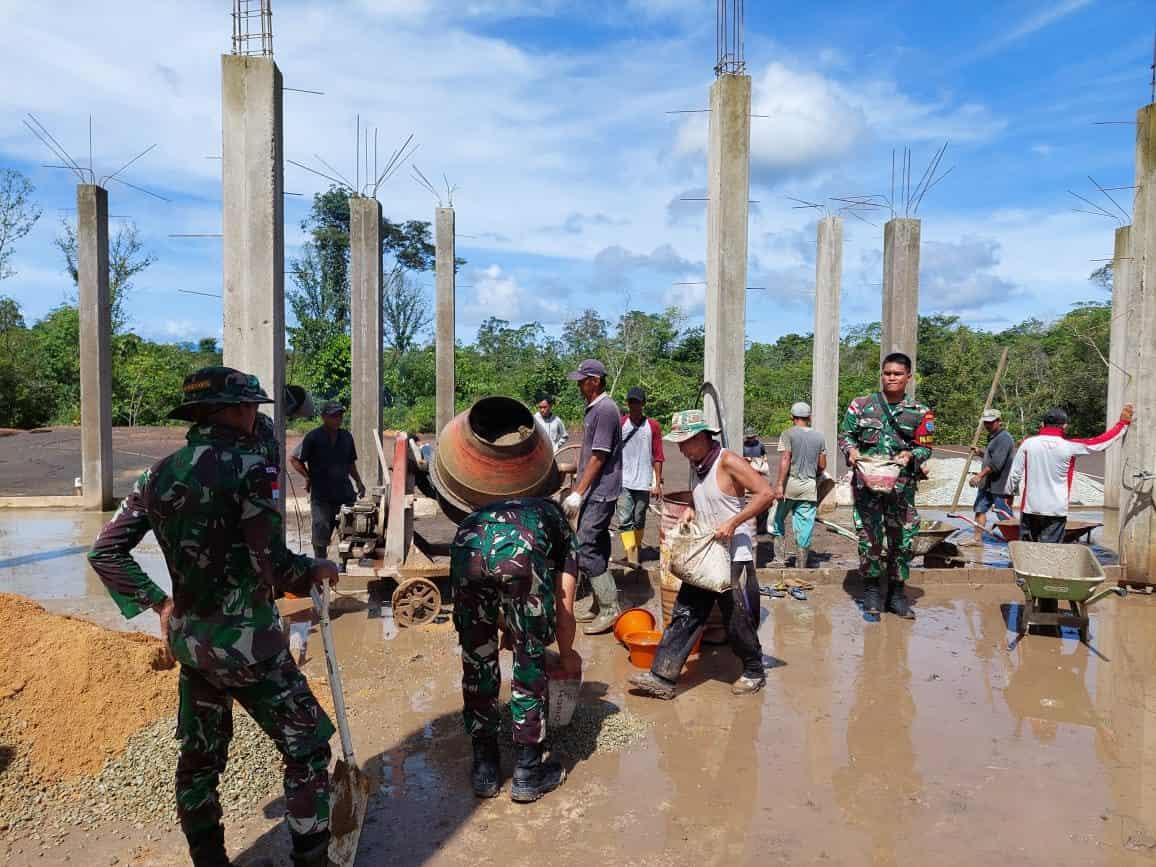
left=89, top=420, right=334, bottom=839
left=450, top=497, right=577, bottom=745
left=838, top=393, right=934, bottom=584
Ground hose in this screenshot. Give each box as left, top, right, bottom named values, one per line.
left=698, top=381, right=729, bottom=450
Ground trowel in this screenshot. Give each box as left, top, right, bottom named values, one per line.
left=313, top=582, right=371, bottom=867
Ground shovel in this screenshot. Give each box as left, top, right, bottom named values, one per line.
left=946, top=512, right=1007, bottom=543
left=312, top=582, right=371, bottom=867
left=816, top=517, right=859, bottom=543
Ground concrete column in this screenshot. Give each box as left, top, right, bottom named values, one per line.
left=881, top=218, right=921, bottom=398
left=435, top=207, right=456, bottom=436
left=1105, top=225, right=1134, bottom=510
left=1122, top=104, right=1156, bottom=581
left=811, top=216, right=843, bottom=462
left=77, top=184, right=113, bottom=511
left=350, top=195, right=383, bottom=487
left=221, top=55, right=285, bottom=493
left=703, top=73, right=751, bottom=447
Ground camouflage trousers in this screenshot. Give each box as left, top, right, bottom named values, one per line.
left=852, top=484, right=920, bottom=584
left=451, top=546, right=556, bottom=745
left=176, top=647, right=335, bottom=837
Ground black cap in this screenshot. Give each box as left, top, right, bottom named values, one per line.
left=320, top=400, right=346, bottom=417
left=626, top=386, right=646, bottom=403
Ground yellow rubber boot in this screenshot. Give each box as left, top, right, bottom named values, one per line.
left=620, top=530, right=639, bottom=567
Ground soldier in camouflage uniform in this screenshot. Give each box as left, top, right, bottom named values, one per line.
left=838, top=352, right=934, bottom=620
left=88, top=367, right=338, bottom=867
left=450, top=495, right=580, bottom=803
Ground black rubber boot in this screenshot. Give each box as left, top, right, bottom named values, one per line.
left=187, top=826, right=234, bottom=867
left=510, top=743, right=565, bottom=803
left=471, top=736, right=501, bottom=798
left=862, top=580, right=882, bottom=616
left=886, top=581, right=915, bottom=620
left=290, top=830, right=332, bottom=867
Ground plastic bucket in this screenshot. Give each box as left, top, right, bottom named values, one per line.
left=624, top=630, right=662, bottom=669
left=613, top=607, right=657, bottom=646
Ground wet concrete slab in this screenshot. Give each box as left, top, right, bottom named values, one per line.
left=4, top=504, right=1155, bottom=866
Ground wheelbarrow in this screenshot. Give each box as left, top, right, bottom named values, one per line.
left=1009, top=541, right=1125, bottom=643
left=996, top=518, right=1101, bottom=544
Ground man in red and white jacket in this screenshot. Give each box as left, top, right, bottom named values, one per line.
left=1007, top=403, right=1134, bottom=542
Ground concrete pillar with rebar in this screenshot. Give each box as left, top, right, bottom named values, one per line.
left=1105, top=225, right=1134, bottom=510
left=435, top=207, right=456, bottom=436
left=77, top=184, right=113, bottom=511
left=703, top=73, right=751, bottom=446
left=1121, top=103, right=1156, bottom=580
left=811, top=216, right=843, bottom=462
left=881, top=217, right=921, bottom=398
left=221, top=54, right=285, bottom=486
left=350, top=195, right=383, bottom=487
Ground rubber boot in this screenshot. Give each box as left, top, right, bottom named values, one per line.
left=574, top=594, right=597, bottom=622
left=290, top=830, right=332, bottom=867
left=862, top=578, right=882, bottom=616
left=312, top=545, right=328, bottom=560
left=886, top=580, right=914, bottom=620
left=582, top=572, right=621, bottom=635
left=187, top=826, right=234, bottom=867
left=471, top=736, right=501, bottom=798
left=510, top=743, right=565, bottom=803
left=621, top=529, right=639, bottom=568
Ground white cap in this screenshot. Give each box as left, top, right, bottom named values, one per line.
left=981, top=408, right=1002, bottom=422
left=790, top=401, right=812, bottom=418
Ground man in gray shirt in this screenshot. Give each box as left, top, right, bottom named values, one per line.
left=967, top=408, right=1015, bottom=545
left=561, top=359, right=623, bottom=635
left=771, top=402, right=826, bottom=568
left=533, top=396, right=568, bottom=452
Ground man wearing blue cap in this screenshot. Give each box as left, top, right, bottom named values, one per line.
left=561, top=359, right=624, bottom=635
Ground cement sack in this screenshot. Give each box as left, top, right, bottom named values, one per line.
left=667, top=522, right=732, bottom=594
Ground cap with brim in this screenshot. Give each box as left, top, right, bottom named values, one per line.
left=626, top=386, right=646, bottom=403
left=167, top=366, right=273, bottom=421
left=566, top=359, right=607, bottom=381
left=664, top=409, right=721, bottom=443
left=981, top=409, right=1001, bottom=422
left=790, top=401, right=812, bottom=418
left=320, top=401, right=346, bottom=416
left=744, top=426, right=757, bottom=438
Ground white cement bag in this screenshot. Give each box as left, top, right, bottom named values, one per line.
left=668, top=522, right=732, bottom=593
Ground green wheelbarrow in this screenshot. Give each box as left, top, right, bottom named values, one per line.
left=1009, top=541, right=1125, bottom=643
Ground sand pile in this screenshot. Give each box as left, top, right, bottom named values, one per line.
left=0, top=593, right=178, bottom=782
left=834, top=457, right=1104, bottom=507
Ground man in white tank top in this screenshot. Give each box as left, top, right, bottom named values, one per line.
left=629, top=409, right=776, bottom=699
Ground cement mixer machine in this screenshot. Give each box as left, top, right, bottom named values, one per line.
left=334, top=397, right=564, bottom=628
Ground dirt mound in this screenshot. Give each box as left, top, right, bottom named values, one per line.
left=0, top=593, right=178, bottom=782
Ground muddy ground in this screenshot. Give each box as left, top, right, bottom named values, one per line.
left=0, top=495, right=1152, bottom=867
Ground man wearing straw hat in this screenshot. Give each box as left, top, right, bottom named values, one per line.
left=628, top=409, right=774, bottom=700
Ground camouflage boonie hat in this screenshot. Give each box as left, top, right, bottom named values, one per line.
left=167, top=366, right=273, bottom=421
left=664, top=409, right=721, bottom=443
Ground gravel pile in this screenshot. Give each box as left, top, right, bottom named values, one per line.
left=1, top=711, right=284, bottom=847
left=498, top=698, right=652, bottom=759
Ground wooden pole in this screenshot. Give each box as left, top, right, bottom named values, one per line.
left=950, top=347, right=1009, bottom=511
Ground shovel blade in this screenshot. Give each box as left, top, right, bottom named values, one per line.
left=328, top=758, right=372, bottom=867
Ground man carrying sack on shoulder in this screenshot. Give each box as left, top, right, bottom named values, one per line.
left=628, top=410, right=775, bottom=700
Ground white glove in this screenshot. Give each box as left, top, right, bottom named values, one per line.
left=562, top=491, right=584, bottom=518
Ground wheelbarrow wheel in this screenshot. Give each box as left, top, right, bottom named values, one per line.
left=1017, top=600, right=1030, bottom=637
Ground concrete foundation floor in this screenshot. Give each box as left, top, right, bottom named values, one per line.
left=1, top=505, right=1155, bottom=866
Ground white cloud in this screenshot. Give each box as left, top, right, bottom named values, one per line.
left=465, top=264, right=563, bottom=325
left=675, top=61, right=1004, bottom=181
left=967, top=0, right=1093, bottom=63
left=919, top=236, right=1020, bottom=313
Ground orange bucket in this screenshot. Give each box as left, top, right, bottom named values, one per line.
left=614, top=608, right=657, bottom=646
left=624, top=630, right=662, bottom=669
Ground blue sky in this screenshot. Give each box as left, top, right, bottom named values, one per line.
left=0, top=0, right=1151, bottom=345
